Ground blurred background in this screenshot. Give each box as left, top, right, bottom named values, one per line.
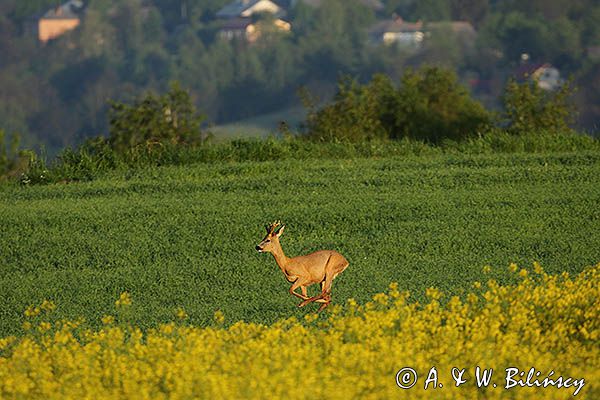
left=1, top=0, right=599, bottom=153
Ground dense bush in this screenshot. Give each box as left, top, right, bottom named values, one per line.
left=108, top=82, right=207, bottom=152
left=502, top=78, right=576, bottom=136
left=304, top=67, right=493, bottom=143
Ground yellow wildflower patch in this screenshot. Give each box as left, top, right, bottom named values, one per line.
left=0, top=263, right=598, bottom=399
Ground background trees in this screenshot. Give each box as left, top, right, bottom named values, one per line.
left=0, top=0, right=598, bottom=153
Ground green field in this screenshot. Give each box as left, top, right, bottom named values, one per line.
left=1, top=151, right=599, bottom=336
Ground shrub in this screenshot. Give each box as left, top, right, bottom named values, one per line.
left=303, top=67, right=493, bottom=143
left=391, top=67, right=493, bottom=142
left=108, top=82, right=207, bottom=152
left=302, top=74, right=393, bottom=142
left=502, top=78, right=576, bottom=136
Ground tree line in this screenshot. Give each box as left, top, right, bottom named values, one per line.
left=0, top=0, right=599, bottom=152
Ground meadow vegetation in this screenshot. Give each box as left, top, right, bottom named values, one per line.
left=1, top=150, right=599, bottom=337
left=0, top=263, right=598, bottom=398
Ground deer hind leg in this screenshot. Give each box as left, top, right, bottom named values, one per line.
left=314, top=261, right=348, bottom=311
left=299, top=274, right=334, bottom=309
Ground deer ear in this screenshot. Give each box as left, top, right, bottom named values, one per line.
left=276, top=225, right=285, bottom=237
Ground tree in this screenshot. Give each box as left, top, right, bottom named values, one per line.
left=303, top=74, right=394, bottom=141
left=450, top=0, right=489, bottom=27
left=108, top=82, right=205, bottom=152
left=391, top=66, right=492, bottom=142
left=502, top=78, right=576, bottom=135
left=303, top=67, right=492, bottom=143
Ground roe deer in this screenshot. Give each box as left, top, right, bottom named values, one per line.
left=256, top=221, right=349, bottom=312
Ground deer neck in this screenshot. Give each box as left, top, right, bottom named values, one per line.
left=270, top=240, right=290, bottom=273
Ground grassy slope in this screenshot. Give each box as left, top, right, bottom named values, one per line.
left=1, top=151, right=599, bottom=335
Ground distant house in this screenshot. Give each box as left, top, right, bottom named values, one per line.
left=218, top=17, right=291, bottom=43
left=37, top=0, right=85, bottom=43
left=514, top=63, right=562, bottom=91
left=216, top=0, right=283, bottom=19
left=369, top=17, right=476, bottom=49
left=368, top=17, right=424, bottom=47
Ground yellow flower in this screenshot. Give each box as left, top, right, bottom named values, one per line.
left=40, top=300, right=56, bottom=312
left=304, top=313, right=318, bottom=323
left=519, top=269, right=528, bottom=278
left=482, top=265, right=492, bottom=274
left=213, top=310, right=225, bottom=325
left=425, top=287, right=442, bottom=301
left=509, top=263, right=519, bottom=273
left=24, top=305, right=40, bottom=318
left=38, top=322, right=51, bottom=332
left=175, top=308, right=188, bottom=320
left=101, top=315, right=115, bottom=325
left=115, top=292, right=132, bottom=307
left=473, top=281, right=482, bottom=289
left=372, top=293, right=389, bottom=305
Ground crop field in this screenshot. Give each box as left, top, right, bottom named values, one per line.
left=1, top=151, right=599, bottom=337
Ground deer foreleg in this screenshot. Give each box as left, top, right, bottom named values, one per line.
left=289, top=281, right=309, bottom=301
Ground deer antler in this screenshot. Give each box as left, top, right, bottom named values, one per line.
left=265, top=220, right=282, bottom=234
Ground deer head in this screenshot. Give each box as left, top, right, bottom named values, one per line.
left=255, top=220, right=285, bottom=253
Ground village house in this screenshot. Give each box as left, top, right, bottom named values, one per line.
left=216, top=0, right=284, bottom=19
left=369, top=16, right=476, bottom=49
left=514, top=62, right=563, bottom=91
left=218, top=17, right=291, bottom=43
left=36, top=0, right=85, bottom=43
left=368, top=17, right=425, bottom=47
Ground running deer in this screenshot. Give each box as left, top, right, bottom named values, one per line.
left=255, top=221, right=349, bottom=312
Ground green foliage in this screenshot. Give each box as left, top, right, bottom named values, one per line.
left=0, top=130, right=30, bottom=181
left=304, top=67, right=493, bottom=143
left=302, top=75, right=393, bottom=141
left=391, top=66, right=492, bottom=142
left=108, top=82, right=206, bottom=152
left=502, top=78, right=576, bottom=136
left=0, top=130, right=17, bottom=175
left=1, top=151, right=599, bottom=335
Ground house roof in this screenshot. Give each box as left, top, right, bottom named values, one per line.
left=216, top=0, right=281, bottom=19
left=220, top=17, right=254, bottom=30
left=514, top=63, right=552, bottom=79
left=427, top=21, right=476, bottom=36
left=219, top=17, right=291, bottom=31
left=369, top=17, right=423, bottom=35
left=41, top=0, right=84, bottom=20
